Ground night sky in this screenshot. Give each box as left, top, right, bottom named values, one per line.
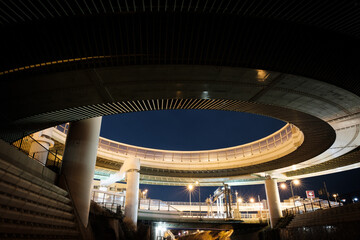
left=100, top=110, right=360, bottom=202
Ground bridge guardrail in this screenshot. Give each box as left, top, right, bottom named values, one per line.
left=56, top=123, right=295, bottom=163
left=92, top=193, right=271, bottom=221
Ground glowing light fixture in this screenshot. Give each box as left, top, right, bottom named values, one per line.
left=293, top=179, right=300, bottom=185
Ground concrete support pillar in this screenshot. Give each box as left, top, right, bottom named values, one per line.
left=61, top=117, right=102, bottom=227
left=265, top=176, right=283, bottom=228
left=124, top=157, right=140, bottom=227
left=29, top=128, right=54, bottom=164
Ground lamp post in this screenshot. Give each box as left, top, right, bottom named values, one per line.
left=142, top=189, right=148, bottom=199
left=195, top=181, right=201, bottom=218
left=333, top=193, right=339, bottom=205
left=280, top=180, right=300, bottom=207
left=236, top=196, right=242, bottom=219
left=188, top=184, right=193, bottom=217
left=290, top=179, right=300, bottom=206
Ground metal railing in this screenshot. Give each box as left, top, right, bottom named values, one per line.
left=179, top=211, right=266, bottom=220
left=12, top=135, right=62, bottom=173
left=91, top=190, right=270, bottom=221
left=139, top=199, right=181, bottom=212
left=56, top=123, right=295, bottom=163
left=282, top=200, right=341, bottom=216
left=97, top=202, right=123, bottom=214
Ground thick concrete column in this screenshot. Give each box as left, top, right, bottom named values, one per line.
left=29, top=128, right=54, bottom=164
left=61, top=117, right=102, bottom=227
left=124, top=157, right=140, bottom=226
left=265, top=176, right=283, bottom=228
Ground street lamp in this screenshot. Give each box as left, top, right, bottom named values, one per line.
left=236, top=196, right=242, bottom=219
left=195, top=181, right=201, bottom=218
left=249, top=197, right=255, bottom=203
left=188, top=184, right=193, bottom=216
left=142, top=189, right=148, bottom=199
left=280, top=180, right=300, bottom=206
left=333, top=193, right=339, bottom=205
left=290, top=180, right=300, bottom=206
left=332, top=193, right=338, bottom=201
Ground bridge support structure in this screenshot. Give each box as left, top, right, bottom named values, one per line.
left=124, top=157, right=140, bottom=227
left=264, top=176, right=283, bottom=228
left=60, top=117, right=102, bottom=227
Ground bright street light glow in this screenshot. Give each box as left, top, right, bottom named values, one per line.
left=293, top=179, right=300, bottom=185
left=188, top=184, right=193, bottom=191
left=249, top=197, right=255, bottom=203
left=280, top=183, right=287, bottom=189
left=237, top=197, right=243, bottom=203
left=195, top=181, right=199, bottom=185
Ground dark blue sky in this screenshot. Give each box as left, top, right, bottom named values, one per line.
left=100, top=109, right=285, bottom=151
left=100, top=110, right=360, bottom=202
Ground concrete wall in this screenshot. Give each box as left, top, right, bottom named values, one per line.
left=0, top=139, right=57, bottom=183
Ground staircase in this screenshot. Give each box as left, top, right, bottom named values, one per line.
left=287, top=202, right=360, bottom=228
left=274, top=214, right=294, bottom=229
left=0, top=158, right=80, bottom=239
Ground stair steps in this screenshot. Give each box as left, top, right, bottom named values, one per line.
left=287, top=202, right=360, bottom=228
left=0, top=158, right=80, bottom=239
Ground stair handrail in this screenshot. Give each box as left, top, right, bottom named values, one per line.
left=61, top=174, right=95, bottom=240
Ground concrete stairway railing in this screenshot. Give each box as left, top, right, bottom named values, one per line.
left=0, top=158, right=80, bottom=239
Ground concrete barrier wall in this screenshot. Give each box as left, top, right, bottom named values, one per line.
left=0, top=139, right=57, bottom=184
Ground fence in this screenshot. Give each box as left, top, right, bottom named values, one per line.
left=283, top=199, right=340, bottom=216
left=56, top=123, right=295, bottom=164
left=92, top=190, right=269, bottom=221
left=12, top=135, right=62, bottom=173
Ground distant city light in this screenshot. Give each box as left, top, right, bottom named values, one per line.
left=280, top=183, right=287, bottom=189
left=237, top=198, right=243, bottom=203
left=249, top=198, right=255, bottom=203
left=353, top=197, right=358, bottom=202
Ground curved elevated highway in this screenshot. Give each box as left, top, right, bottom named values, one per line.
left=1, top=1, right=360, bottom=232
left=1, top=1, right=360, bottom=186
